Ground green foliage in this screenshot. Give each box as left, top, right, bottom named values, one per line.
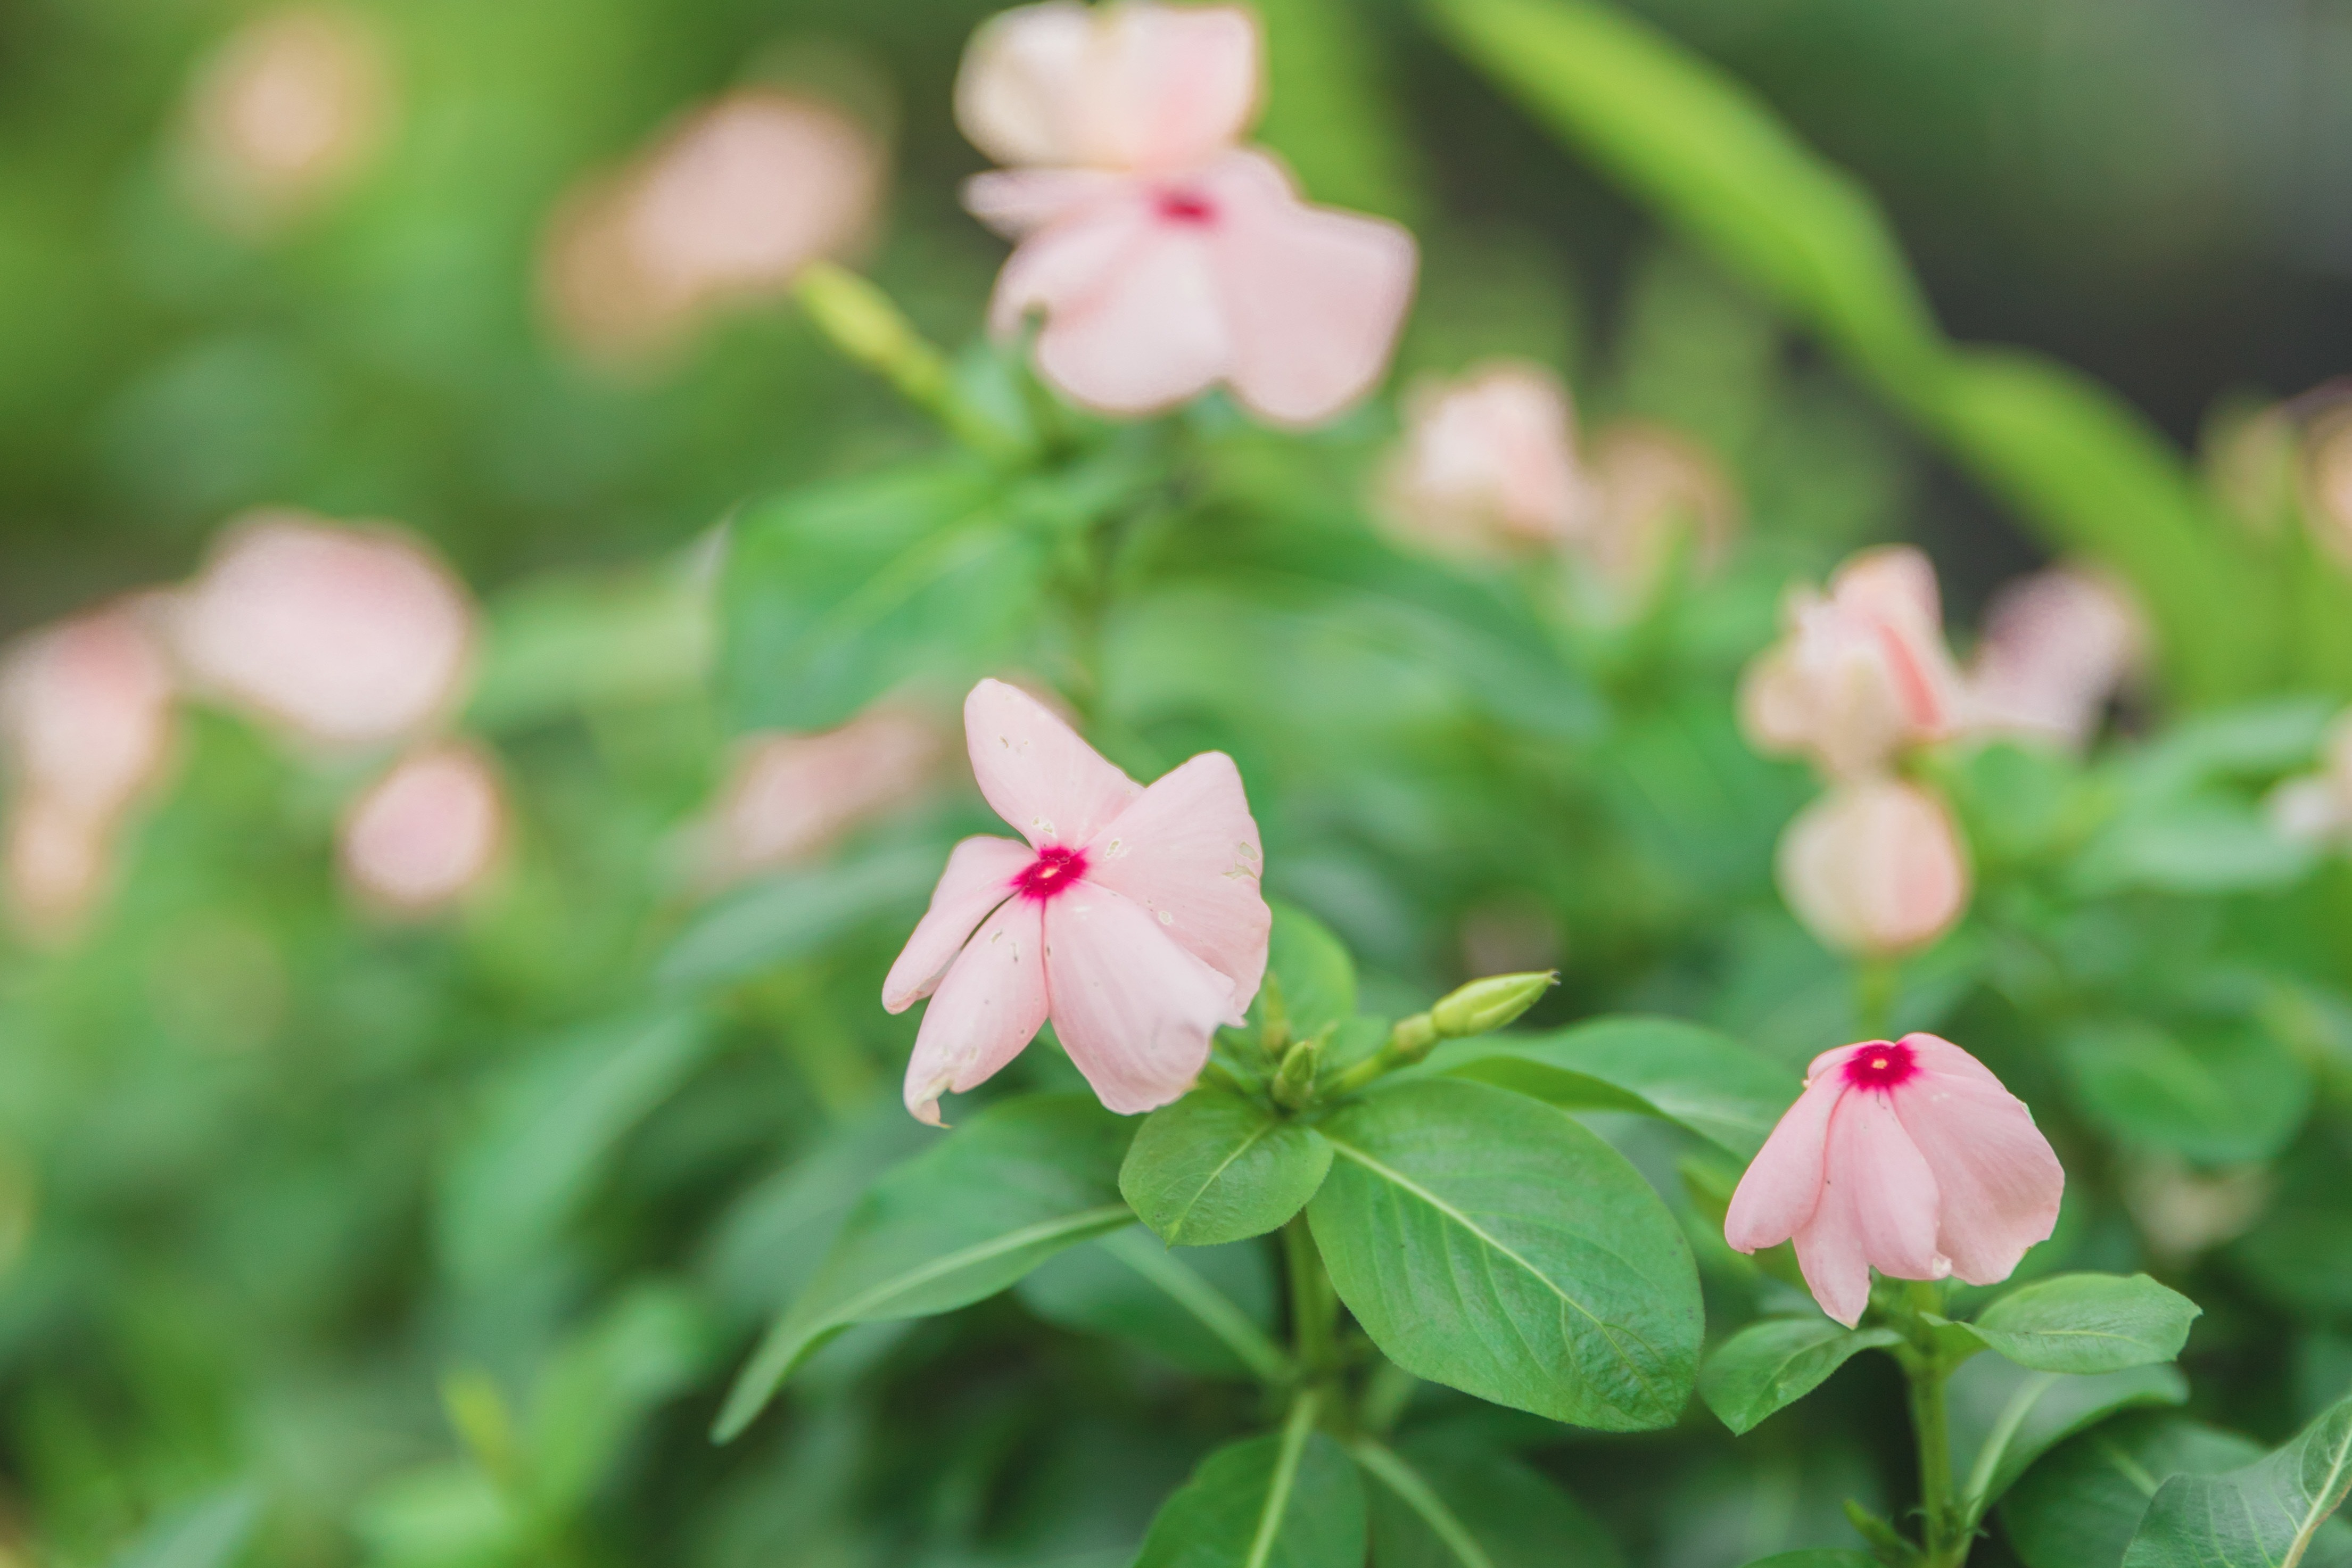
left=1120, top=1092, right=1334, bottom=1247
left=1947, top=1358, right=2191, bottom=1516
left=1965, top=1274, right=2201, bottom=1377
left=1701, top=1319, right=1902, bottom=1436
left=2001, top=1415, right=2266, bottom=1568
left=1132, top=1417, right=1367, bottom=1568
left=2059, top=1019, right=2313, bottom=1165
left=1356, top=1431, right=1627, bottom=1568
left=1016, top=1230, right=1289, bottom=1381
left=2123, top=1393, right=2352, bottom=1567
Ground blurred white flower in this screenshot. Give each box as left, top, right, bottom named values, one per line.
left=1380, top=361, right=1589, bottom=561
left=700, top=708, right=945, bottom=886
left=182, top=6, right=393, bottom=229
left=1777, top=775, right=1971, bottom=958
left=339, top=742, right=506, bottom=916
left=1965, top=565, right=2149, bottom=751
left=545, top=90, right=885, bottom=360
left=168, top=510, right=476, bottom=751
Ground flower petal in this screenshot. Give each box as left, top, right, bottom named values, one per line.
left=1080, top=750, right=1269, bottom=1002
left=1892, top=1052, right=2064, bottom=1286
left=1043, top=879, right=1239, bottom=1115
left=963, top=679, right=1142, bottom=852
left=1200, top=150, right=1416, bottom=426
left=1723, top=1059, right=1850, bottom=1254
left=881, top=834, right=1032, bottom=1012
left=1794, top=1085, right=1947, bottom=1325
left=963, top=168, right=1126, bottom=240
left=903, top=898, right=1050, bottom=1126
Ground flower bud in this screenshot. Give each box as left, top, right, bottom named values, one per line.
left=1379, top=361, right=1589, bottom=562
left=1270, top=1030, right=1322, bottom=1110
left=1777, top=777, right=1970, bottom=958
left=1430, top=970, right=1558, bottom=1041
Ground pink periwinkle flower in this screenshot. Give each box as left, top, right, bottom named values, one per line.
left=702, top=707, right=945, bottom=885
left=1380, top=360, right=1591, bottom=560
left=181, top=6, right=394, bottom=230
left=338, top=741, right=507, bottom=916
left=1965, top=566, right=2148, bottom=752
left=1740, top=546, right=1964, bottom=780
left=1777, top=775, right=1970, bottom=959
left=956, top=1, right=1417, bottom=426
left=885, top=679, right=1269, bottom=1124
left=1726, top=1032, right=2063, bottom=1327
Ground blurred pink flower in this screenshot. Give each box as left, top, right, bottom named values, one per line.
left=5, top=796, right=119, bottom=941
left=1740, top=546, right=1964, bottom=780
left=339, top=742, right=506, bottom=916
left=1777, top=776, right=1969, bottom=958
left=704, top=709, right=945, bottom=883
left=1965, top=566, right=2148, bottom=750
left=546, top=91, right=884, bottom=359
left=1380, top=361, right=1589, bottom=560
left=1726, top=1033, right=2062, bottom=1326
left=884, top=678, right=1269, bottom=1124
left=168, top=510, right=476, bottom=750
left=183, top=6, right=393, bottom=229
left=1579, top=421, right=1738, bottom=611
left=958, top=1, right=1416, bottom=425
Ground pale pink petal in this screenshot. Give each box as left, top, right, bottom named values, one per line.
left=1832, top=547, right=1962, bottom=738
left=1723, top=1060, right=1851, bottom=1253
left=1200, top=151, right=1416, bottom=426
left=1080, top=751, right=1269, bottom=1002
left=1043, top=880, right=1239, bottom=1114
left=904, top=898, right=1051, bottom=1125
left=963, top=167, right=1128, bottom=239
left=1965, top=567, right=2148, bottom=750
left=1892, top=1051, right=2063, bottom=1286
left=881, top=835, right=1033, bottom=1012
left=963, top=679, right=1142, bottom=849
left=1794, top=1085, right=1947, bottom=1325
left=955, top=2, right=1096, bottom=167
left=1777, top=778, right=1970, bottom=958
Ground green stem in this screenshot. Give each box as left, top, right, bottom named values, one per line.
left=794, top=262, right=1018, bottom=457
left=1896, top=1279, right=1966, bottom=1567
left=1324, top=1013, right=1440, bottom=1099
left=1855, top=957, right=1900, bottom=1041
left=1282, top=1216, right=1339, bottom=1380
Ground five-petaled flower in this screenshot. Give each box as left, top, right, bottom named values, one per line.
left=956, top=0, right=1417, bottom=425
left=1725, top=1032, right=2064, bottom=1327
left=885, top=679, right=1271, bottom=1124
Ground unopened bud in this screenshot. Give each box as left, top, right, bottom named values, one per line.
left=1271, top=1032, right=1323, bottom=1110
left=796, top=261, right=947, bottom=402
left=1430, top=971, right=1557, bottom=1041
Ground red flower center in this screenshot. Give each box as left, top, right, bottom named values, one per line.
left=1014, top=844, right=1089, bottom=903
left=1843, top=1039, right=1919, bottom=1092
left=1155, top=189, right=1218, bottom=226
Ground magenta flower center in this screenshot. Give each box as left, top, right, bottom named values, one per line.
left=1014, top=844, right=1090, bottom=903
left=1843, top=1039, right=1919, bottom=1092
left=1155, top=189, right=1218, bottom=226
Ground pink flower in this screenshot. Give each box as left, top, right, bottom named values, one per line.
left=181, top=6, right=393, bottom=230
left=1380, top=361, right=1590, bottom=560
left=1965, top=566, right=2148, bottom=751
left=1777, top=777, right=1970, bottom=958
left=1739, top=547, right=1964, bottom=780
left=957, top=1, right=1416, bottom=425
left=339, top=742, right=506, bottom=915
left=1579, top=420, right=1738, bottom=613
left=167, top=510, right=476, bottom=750
left=885, top=679, right=1269, bottom=1124
left=1726, top=1032, right=2063, bottom=1326
left=701, top=708, right=945, bottom=884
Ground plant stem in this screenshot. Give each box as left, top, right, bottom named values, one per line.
left=1855, top=957, right=1900, bottom=1041
left=1897, top=1279, right=1966, bottom=1566
left=1282, top=1216, right=1339, bottom=1381
left=793, top=262, right=1018, bottom=457
left=1323, top=1013, right=1440, bottom=1099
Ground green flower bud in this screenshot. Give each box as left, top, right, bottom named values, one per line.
left=1271, top=1031, right=1323, bottom=1110
left=1429, top=971, right=1557, bottom=1041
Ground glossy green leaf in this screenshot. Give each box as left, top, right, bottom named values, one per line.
left=1948, top=1358, right=2190, bottom=1516
left=1017, top=1229, right=1289, bottom=1382
left=1133, top=1417, right=1367, bottom=1568
left=1308, top=1079, right=1703, bottom=1430
left=2001, top=1415, right=2265, bottom=1568
left=714, top=1094, right=1132, bottom=1440
left=1356, top=1431, right=1627, bottom=1568
left=1254, top=901, right=1358, bottom=1042
left=1967, top=1274, right=2200, bottom=1376
left=1121, top=1091, right=1334, bottom=1247
left=1428, top=1014, right=1796, bottom=1159
left=655, top=842, right=946, bottom=989
left=2124, top=1393, right=2352, bottom=1567
left=1699, top=1318, right=1901, bottom=1436
left=2060, top=1020, right=2312, bottom=1165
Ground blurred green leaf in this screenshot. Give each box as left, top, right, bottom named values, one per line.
left=469, top=562, right=712, bottom=731
left=1121, top=1091, right=1333, bottom=1248
left=1254, top=901, right=1359, bottom=1043
left=111, top=1488, right=260, bottom=1568
left=1017, top=1229, right=1288, bottom=1382
left=353, top=1467, right=518, bottom=1568
left=1736, top=1555, right=1876, bottom=1568
left=1428, top=1014, right=1796, bottom=1159
left=1355, top=1430, right=1627, bottom=1568
left=2123, top=1392, right=2352, bottom=1567
left=656, top=842, right=948, bottom=990
left=1699, top=1318, right=1901, bottom=1436
left=1966, top=1274, right=2200, bottom=1377
left=1308, top=1079, right=1702, bottom=1430
left=532, top=1283, right=715, bottom=1512
left=1253, top=0, right=1427, bottom=223
left=2001, top=1414, right=2265, bottom=1568
left=1133, top=1419, right=1366, bottom=1568
left=2233, top=1133, right=2352, bottom=1318
left=714, top=1094, right=1132, bottom=1440
left=2072, top=793, right=2317, bottom=896
left=2060, top=1020, right=2312, bottom=1165
left=1948, top=1358, right=2189, bottom=1516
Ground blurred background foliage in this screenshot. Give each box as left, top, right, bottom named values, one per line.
left=5, top=1, right=2352, bottom=1566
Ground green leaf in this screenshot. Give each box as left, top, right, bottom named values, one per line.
left=1016, top=1229, right=1289, bottom=1382
left=2001, top=1415, right=2265, bottom=1568
left=1121, top=1091, right=1334, bottom=1247
left=719, top=458, right=1046, bottom=733
left=1308, top=1078, right=1703, bottom=1431
left=468, top=560, right=711, bottom=730
left=1252, top=0, right=1426, bottom=222
left=1255, top=901, right=1358, bottom=1042
left=1356, top=1431, right=1627, bottom=1568
left=2073, top=793, right=2318, bottom=896
left=1134, top=1411, right=1367, bottom=1568
left=1948, top=1358, right=2190, bottom=1517
left=1698, top=1318, right=1901, bottom=1437
left=531, top=1284, right=714, bottom=1511
left=1967, top=1274, right=2200, bottom=1376
left=439, top=1009, right=715, bottom=1284
left=2233, top=1134, right=2352, bottom=1318
left=2124, top=1393, right=2352, bottom=1568
left=714, top=1094, right=1132, bottom=1440
left=1735, top=1556, right=1876, bottom=1568
left=111, top=1488, right=261, bottom=1568
left=2059, top=1020, right=2312, bottom=1165
left=655, top=843, right=947, bottom=989
left=1427, top=1014, right=1796, bottom=1159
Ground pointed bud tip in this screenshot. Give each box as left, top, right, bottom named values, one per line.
left=1431, top=970, right=1558, bottom=1039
